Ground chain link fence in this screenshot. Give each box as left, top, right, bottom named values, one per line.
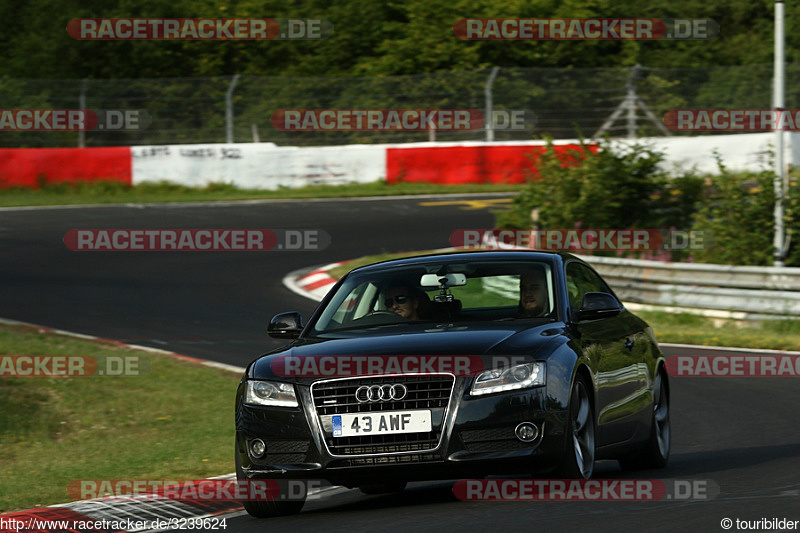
left=1, top=64, right=797, bottom=148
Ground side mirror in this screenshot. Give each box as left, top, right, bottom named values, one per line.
left=574, top=292, right=622, bottom=321
left=268, top=312, right=303, bottom=339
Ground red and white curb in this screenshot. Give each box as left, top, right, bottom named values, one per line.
left=0, top=317, right=245, bottom=375
left=283, top=261, right=344, bottom=302
left=283, top=248, right=457, bottom=302
left=1, top=477, right=242, bottom=533
left=0, top=474, right=343, bottom=533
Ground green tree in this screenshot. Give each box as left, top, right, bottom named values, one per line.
left=691, top=158, right=799, bottom=266
left=496, top=139, right=703, bottom=233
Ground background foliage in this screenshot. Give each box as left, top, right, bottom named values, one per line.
left=1, top=0, right=798, bottom=79
left=495, top=140, right=797, bottom=266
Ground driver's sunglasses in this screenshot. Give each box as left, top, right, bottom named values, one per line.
left=384, top=295, right=409, bottom=307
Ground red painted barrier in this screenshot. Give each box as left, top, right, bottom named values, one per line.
left=0, top=147, right=131, bottom=188
left=386, top=143, right=593, bottom=184
left=0, top=142, right=597, bottom=190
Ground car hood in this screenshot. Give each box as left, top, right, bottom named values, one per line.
left=248, top=321, right=569, bottom=381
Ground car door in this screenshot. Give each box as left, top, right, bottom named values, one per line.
left=565, top=261, right=649, bottom=447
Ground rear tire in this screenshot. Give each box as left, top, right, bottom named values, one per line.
left=618, top=370, right=670, bottom=471
left=553, top=374, right=595, bottom=479
left=236, top=445, right=306, bottom=517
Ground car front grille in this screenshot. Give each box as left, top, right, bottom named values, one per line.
left=311, top=375, right=454, bottom=456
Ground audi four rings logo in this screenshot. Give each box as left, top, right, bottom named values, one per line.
left=355, top=384, right=408, bottom=403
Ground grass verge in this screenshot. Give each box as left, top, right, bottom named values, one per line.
left=634, top=310, right=800, bottom=351
left=0, top=324, right=241, bottom=512
left=328, top=251, right=800, bottom=352
left=0, top=180, right=520, bottom=207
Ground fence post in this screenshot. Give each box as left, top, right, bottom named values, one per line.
left=594, top=64, right=670, bottom=138
left=78, top=78, right=88, bottom=148
left=484, top=67, right=500, bottom=142
left=226, top=74, right=240, bottom=143
left=625, top=65, right=638, bottom=138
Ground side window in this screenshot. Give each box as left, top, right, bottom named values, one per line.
left=565, top=262, right=614, bottom=310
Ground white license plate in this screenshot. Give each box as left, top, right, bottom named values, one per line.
left=332, top=410, right=431, bottom=437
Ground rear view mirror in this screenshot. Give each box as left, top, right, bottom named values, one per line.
left=268, top=312, right=303, bottom=339
left=420, top=273, right=467, bottom=289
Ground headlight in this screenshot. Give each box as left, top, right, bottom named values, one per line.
left=471, top=362, right=546, bottom=396
left=245, top=380, right=298, bottom=407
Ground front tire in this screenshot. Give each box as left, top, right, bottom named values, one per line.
left=618, top=369, right=670, bottom=471
left=554, top=374, right=595, bottom=479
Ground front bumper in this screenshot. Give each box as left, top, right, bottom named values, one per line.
left=235, top=375, right=568, bottom=487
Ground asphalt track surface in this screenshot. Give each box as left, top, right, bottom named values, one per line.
left=2, top=195, right=798, bottom=532
left=0, top=195, right=505, bottom=366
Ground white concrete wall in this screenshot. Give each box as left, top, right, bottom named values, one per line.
left=131, top=133, right=796, bottom=189
left=612, top=132, right=793, bottom=175
left=132, top=142, right=386, bottom=188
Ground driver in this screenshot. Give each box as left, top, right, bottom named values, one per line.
left=519, top=267, right=550, bottom=317
left=385, top=284, right=428, bottom=320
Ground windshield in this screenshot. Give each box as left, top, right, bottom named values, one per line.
left=311, top=259, right=557, bottom=334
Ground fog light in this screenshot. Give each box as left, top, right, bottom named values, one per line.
left=250, top=439, right=267, bottom=458
left=515, top=422, right=539, bottom=442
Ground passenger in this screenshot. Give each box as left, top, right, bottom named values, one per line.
left=519, top=268, right=550, bottom=317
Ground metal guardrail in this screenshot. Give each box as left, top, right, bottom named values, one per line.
left=479, top=255, right=800, bottom=320
left=581, top=256, right=800, bottom=320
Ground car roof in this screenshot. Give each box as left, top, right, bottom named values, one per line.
left=349, top=250, right=582, bottom=274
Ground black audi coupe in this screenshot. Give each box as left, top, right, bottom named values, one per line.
left=235, top=251, right=671, bottom=516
